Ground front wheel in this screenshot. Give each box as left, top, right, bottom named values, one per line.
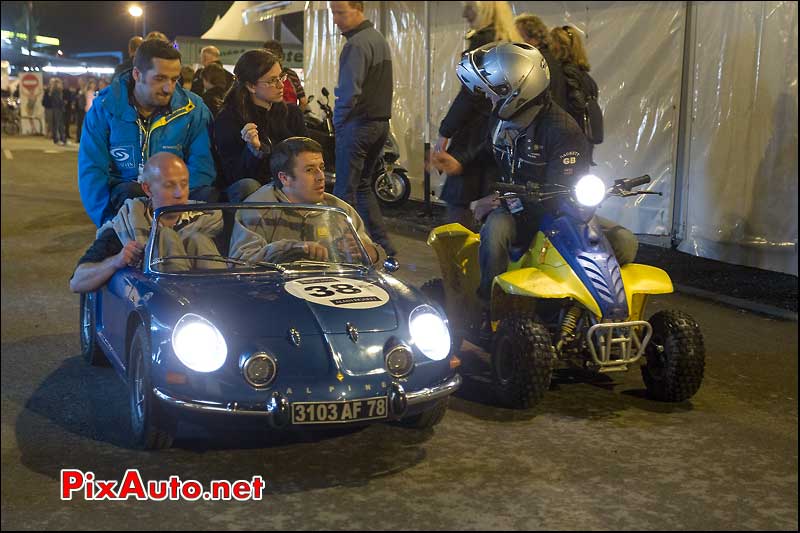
left=397, top=398, right=449, bottom=429
left=129, top=323, right=175, bottom=449
left=492, top=318, right=554, bottom=409
left=373, top=168, right=411, bottom=207
left=641, top=310, right=705, bottom=402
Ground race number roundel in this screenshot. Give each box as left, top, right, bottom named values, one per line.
left=285, top=277, right=390, bottom=309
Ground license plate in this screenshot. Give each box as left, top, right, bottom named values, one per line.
left=291, top=397, right=388, bottom=425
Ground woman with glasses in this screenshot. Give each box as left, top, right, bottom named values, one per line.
left=214, top=49, right=308, bottom=202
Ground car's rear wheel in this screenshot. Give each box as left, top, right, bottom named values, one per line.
left=129, top=323, right=175, bottom=450
left=397, top=397, right=449, bottom=429
left=80, top=292, right=107, bottom=366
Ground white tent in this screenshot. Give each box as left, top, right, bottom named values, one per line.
left=232, top=1, right=797, bottom=275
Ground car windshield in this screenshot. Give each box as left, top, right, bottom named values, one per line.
left=148, top=204, right=372, bottom=274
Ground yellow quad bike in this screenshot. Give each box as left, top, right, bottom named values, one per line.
left=423, top=175, right=705, bottom=408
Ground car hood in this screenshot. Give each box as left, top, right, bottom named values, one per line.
left=155, top=271, right=399, bottom=337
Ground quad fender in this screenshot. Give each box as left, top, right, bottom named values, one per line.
left=493, top=266, right=602, bottom=318
left=619, top=264, right=674, bottom=321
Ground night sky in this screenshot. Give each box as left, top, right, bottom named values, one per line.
left=1, top=1, right=234, bottom=56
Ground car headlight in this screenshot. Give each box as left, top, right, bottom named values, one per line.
left=171, top=313, right=227, bottom=373
left=574, top=174, right=606, bottom=207
left=409, top=305, right=451, bottom=361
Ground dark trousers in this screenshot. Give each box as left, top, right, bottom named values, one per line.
left=51, top=109, right=66, bottom=143
left=75, top=110, right=85, bottom=142
left=333, top=120, right=395, bottom=254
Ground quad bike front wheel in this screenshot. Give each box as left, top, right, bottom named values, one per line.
left=373, top=168, right=411, bottom=207
left=641, top=310, right=705, bottom=402
left=492, top=318, right=555, bottom=409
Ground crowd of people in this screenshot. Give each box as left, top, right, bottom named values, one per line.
left=66, top=0, right=622, bottom=308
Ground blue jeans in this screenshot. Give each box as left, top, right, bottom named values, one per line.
left=333, top=120, right=395, bottom=255
left=478, top=208, right=638, bottom=301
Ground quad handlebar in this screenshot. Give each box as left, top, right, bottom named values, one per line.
left=494, top=174, right=660, bottom=203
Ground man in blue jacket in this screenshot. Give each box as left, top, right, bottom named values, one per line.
left=78, top=39, right=217, bottom=227
left=330, top=1, right=396, bottom=256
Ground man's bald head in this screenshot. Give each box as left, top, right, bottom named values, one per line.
left=141, top=152, right=190, bottom=210
left=200, top=46, right=221, bottom=67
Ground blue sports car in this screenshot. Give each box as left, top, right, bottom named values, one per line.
left=80, top=203, right=461, bottom=449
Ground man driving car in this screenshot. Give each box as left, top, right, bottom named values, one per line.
left=229, top=137, right=385, bottom=266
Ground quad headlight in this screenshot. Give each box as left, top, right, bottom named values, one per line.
left=574, top=174, right=606, bottom=207
left=409, top=305, right=451, bottom=361
left=171, top=313, right=227, bottom=373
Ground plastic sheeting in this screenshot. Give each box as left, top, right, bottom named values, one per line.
left=430, top=1, right=686, bottom=239
left=678, top=1, right=798, bottom=275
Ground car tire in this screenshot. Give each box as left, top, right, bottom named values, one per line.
left=397, top=397, right=449, bottom=429
left=420, top=278, right=462, bottom=355
left=129, top=323, right=175, bottom=450
left=491, top=317, right=554, bottom=409
left=641, top=310, right=705, bottom=402
left=373, top=168, right=411, bottom=207
left=80, top=292, right=107, bottom=366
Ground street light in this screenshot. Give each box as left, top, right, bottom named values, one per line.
left=128, top=5, right=145, bottom=36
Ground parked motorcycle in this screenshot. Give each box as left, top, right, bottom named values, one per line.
left=304, top=87, right=411, bottom=207
left=424, top=174, right=706, bottom=408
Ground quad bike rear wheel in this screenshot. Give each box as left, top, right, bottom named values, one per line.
left=641, top=310, right=705, bottom=402
left=492, top=318, right=555, bottom=408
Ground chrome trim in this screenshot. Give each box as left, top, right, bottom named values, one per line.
left=586, top=320, right=653, bottom=368
left=153, top=388, right=287, bottom=418
left=406, top=374, right=462, bottom=406
left=241, top=352, right=278, bottom=389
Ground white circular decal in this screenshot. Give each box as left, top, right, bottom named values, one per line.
left=285, top=277, right=390, bottom=309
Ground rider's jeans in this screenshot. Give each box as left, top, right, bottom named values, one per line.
left=477, top=208, right=639, bottom=301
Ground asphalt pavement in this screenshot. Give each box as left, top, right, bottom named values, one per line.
left=1, top=135, right=797, bottom=530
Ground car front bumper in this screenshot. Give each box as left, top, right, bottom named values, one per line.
left=153, top=373, right=462, bottom=427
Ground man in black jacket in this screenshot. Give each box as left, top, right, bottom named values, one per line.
left=432, top=42, right=637, bottom=305
left=330, top=1, right=396, bottom=256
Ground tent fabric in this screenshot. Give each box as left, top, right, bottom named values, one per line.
left=230, top=1, right=798, bottom=274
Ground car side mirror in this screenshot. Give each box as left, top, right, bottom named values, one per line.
left=383, top=257, right=399, bottom=273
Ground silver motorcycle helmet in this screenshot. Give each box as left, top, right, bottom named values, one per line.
left=456, top=42, right=551, bottom=120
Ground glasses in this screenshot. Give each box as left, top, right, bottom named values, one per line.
left=256, top=73, right=288, bottom=88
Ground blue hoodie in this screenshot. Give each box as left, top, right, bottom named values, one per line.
left=78, top=71, right=216, bottom=226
